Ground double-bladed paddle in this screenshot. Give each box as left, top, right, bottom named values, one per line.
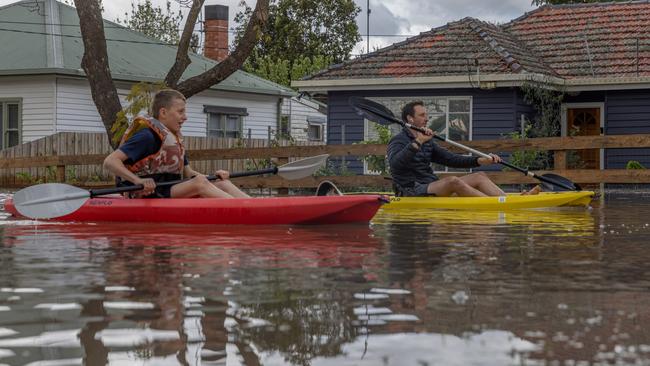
left=348, top=96, right=580, bottom=192
left=13, top=154, right=329, bottom=219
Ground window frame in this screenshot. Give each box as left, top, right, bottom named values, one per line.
left=363, top=96, right=473, bottom=174
left=206, top=113, right=244, bottom=139
left=0, top=98, right=22, bottom=150
left=307, top=122, right=323, bottom=141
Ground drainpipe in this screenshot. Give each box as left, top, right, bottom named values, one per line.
left=276, top=97, right=283, bottom=140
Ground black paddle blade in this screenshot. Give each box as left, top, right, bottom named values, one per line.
left=540, top=173, right=581, bottom=192
left=349, top=96, right=403, bottom=126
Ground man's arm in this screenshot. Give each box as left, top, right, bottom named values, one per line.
left=387, top=134, right=420, bottom=171
left=429, top=143, right=480, bottom=168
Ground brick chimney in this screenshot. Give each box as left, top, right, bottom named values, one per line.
left=204, top=5, right=229, bottom=62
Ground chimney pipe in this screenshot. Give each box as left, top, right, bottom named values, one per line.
left=204, top=5, right=229, bottom=62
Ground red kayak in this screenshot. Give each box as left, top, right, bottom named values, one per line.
left=4, top=195, right=386, bottom=225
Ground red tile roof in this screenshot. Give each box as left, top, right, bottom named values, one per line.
left=306, top=1, right=650, bottom=81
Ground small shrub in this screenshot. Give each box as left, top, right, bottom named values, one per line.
left=626, top=160, right=646, bottom=169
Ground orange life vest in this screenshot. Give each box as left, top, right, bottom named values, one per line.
left=119, top=116, right=185, bottom=177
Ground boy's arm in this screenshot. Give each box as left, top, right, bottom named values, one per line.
left=103, top=150, right=156, bottom=193
left=183, top=164, right=232, bottom=180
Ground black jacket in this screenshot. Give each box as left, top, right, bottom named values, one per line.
left=387, top=128, right=480, bottom=190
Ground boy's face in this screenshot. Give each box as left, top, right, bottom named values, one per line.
left=158, top=98, right=187, bottom=135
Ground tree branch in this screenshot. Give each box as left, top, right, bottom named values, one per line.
left=164, top=0, right=205, bottom=88
left=176, top=0, right=269, bottom=98
left=74, top=0, right=122, bottom=149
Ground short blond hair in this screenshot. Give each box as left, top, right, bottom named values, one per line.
left=152, top=89, right=186, bottom=118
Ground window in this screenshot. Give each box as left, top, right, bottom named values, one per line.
left=307, top=115, right=325, bottom=141
left=208, top=113, right=242, bottom=138
left=0, top=100, right=21, bottom=149
left=364, top=96, right=472, bottom=173
left=308, top=124, right=323, bottom=141
left=203, top=105, right=247, bottom=139
left=279, top=115, right=290, bottom=138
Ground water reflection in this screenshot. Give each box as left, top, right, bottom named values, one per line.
left=1, top=193, right=650, bottom=365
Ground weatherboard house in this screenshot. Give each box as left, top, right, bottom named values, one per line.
left=294, top=1, right=650, bottom=174
left=0, top=0, right=327, bottom=152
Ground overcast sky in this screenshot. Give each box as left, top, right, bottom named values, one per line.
left=0, top=0, right=538, bottom=55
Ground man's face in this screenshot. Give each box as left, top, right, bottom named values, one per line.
left=159, top=98, right=187, bottom=135
left=407, top=104, right=428, bottom=128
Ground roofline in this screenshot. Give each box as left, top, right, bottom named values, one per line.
left=504, top=0, right=650, bottom=26
left=293, top=73, right=650, bottom=92
left=293, top=73, right=564, bottom=91
left=0, top=68, right=295, bottom=97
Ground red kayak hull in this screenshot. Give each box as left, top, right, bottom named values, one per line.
left=4, top=195, right=385, bottom=225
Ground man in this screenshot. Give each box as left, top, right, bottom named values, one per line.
left=387, top=101, right=540, bottom=197
left=103, top=89, right=249, bottom=198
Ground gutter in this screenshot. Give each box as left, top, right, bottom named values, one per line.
left=0, top=69, right=295, bottom=98
left=292, top=73, right=650, bottom=93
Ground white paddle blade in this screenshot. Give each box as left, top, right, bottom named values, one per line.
left=13, top=183, right=90, bottom=219
left=277, top=154, right=329, bottom=180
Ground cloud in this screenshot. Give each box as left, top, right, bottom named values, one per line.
left=353, top=0, right=536, bottom=54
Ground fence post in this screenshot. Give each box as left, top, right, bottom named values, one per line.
left=554, top=150, right=567, bottom=170
left=56, top=165, right=65, bottom=182
left=277, top=154, right=289, bottom=196
left=340, top=124, right=346, bottom=173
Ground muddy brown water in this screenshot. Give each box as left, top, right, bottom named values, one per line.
left=0, top=191, right=649, bottom=365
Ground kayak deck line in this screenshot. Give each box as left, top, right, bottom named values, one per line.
left=5, top=195, right=387, bottom=225
left=380, top=191, right=595, bottom=211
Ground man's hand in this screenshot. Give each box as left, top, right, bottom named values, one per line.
left=477, top=153, right=502, bottom=165
left=413, top=127, right=435, bottom=145
left=134, top=177, right=156, bottom=195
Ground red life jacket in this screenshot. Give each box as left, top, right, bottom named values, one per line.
left=120, top=116, right=185, bottom=177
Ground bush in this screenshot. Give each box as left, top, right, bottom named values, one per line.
left=626, top=160, right=646, bottom=169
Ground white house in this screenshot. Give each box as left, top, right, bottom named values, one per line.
left=0, top=0, right=326, bottom=150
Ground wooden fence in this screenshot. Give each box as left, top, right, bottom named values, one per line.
left=1, top=132, right=650, bottom=190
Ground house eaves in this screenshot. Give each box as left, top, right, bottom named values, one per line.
left=294, top=73, right=650, bottom=92
left=293, top=73, right=563, bottom=92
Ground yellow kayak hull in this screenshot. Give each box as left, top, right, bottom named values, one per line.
left=380, top=191, right=595, bottom=211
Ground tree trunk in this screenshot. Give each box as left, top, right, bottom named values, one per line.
left=74, top=0, right=122, bottom=149
left=164, top=0, right=205, bottom=88
left=74, top=0, right=269, bottom=147
left=176, top=0, right=270, bottom=98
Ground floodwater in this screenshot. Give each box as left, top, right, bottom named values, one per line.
left=0, top=191, right=649, bottom=366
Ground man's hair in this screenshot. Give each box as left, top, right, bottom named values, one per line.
left=401, top=101, right=425, bottom=123
left=151, top=89, right=186, bottom=118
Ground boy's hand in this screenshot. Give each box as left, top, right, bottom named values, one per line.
left=134, top=177, right=156, bottom=195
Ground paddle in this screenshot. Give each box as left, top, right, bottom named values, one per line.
left=348, top=96, right=580, bottom=192
left=13, top=154, right=329, bottom=219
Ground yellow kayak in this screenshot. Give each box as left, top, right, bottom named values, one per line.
left=380, top=191, right=595, bottom=211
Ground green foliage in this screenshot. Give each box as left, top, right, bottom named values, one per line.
left=314, top=159, right=355, bottom=177
left=502, top=123, right=544, bottom=171
left=234, top=0, right=360, bottom=83
left=235, top=133, right=297, bottom=173
left=66, top=166, right=79, bottom=184
left=626, top=160, right=646, bottom=170
left=355, top=124, right=391, bottom=174
left=15, top=172, right=41, bottom=185
left=243, top=54, right=333, bottom=88
left=520, top=81, right=565, bottom=138
left=532, top=0, right=629, bottom=5
left=116, top=0, right=199, bottom=51
left=111, top=82, right=166, bottom=146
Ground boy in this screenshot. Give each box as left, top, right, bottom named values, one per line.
left=103, top=89, right=249, bottom=198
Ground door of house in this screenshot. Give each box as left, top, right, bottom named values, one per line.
left=567, top=107, right=600, bottom=169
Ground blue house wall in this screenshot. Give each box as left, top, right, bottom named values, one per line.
left=327, top=88, right=528, bottom=173
left=604, top=90, right=650, bottom=169
left=328, top=88, right=650, bottom=174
